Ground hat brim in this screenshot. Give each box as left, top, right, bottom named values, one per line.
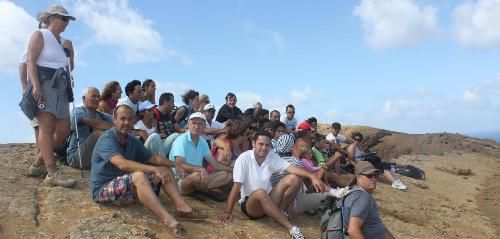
left=349, top=168, right=382, bottom=186
left=38, top=11, right=76, bottom=21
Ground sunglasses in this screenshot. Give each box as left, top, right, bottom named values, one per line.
left=362, top=173, right=379, bottom=179
left=52, top=14, right=70, bottom=22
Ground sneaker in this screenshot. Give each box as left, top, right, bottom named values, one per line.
left=289, top=226, right=305, bottom=239
left=28, top=164, right=47, bottom=177
left=329, top=186, right=350, bottom=198
left=44, top=171, right=76, bottom=188
left=392, top=179, right=407, bottom=190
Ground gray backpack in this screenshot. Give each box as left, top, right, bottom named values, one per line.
left=319, top=188, right=362, bottom=239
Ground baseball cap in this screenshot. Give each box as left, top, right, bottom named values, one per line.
left=297, top=121, right=313, bottom=131
left=354, top=161, right=381, bottom=176
left=203, top=104, right=216, bottom=111
left=349, top=161, right=382, bottom=186
left=138, top=101, right=156, bottom=111
left=188, top=112, right=207, bottom=122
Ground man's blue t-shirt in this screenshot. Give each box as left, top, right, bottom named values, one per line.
left=67, top=106, right=111, bottom=166
left=89, top=127, right=152, bottom=200
left=168, top=131, right=211, bottom=170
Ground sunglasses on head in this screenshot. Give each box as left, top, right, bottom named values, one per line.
left=362, top=173, right=379, bottom=179
left=52, top=14, right=70, bottom=22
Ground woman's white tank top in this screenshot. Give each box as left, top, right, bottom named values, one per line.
left=36, top=29, right=67, bottom=69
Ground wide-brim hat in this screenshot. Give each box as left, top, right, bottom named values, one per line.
left=37, top=4, right=76, bottom=22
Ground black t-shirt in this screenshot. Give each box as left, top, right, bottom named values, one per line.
left=154, top=108, right=175, bottom=139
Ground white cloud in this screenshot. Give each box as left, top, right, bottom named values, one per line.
left=234, top=91, right=263, bottom=111
left=289, top=86, right=319, bottom=104
left=463, top=74, right=500, bottom=107
left=0, top=1, right=37, bottom=73
left=243, top=22, right=286, bottom=49
left=453, top=0, right=500, bottom=48
left=353, top=0, right=439, bottom=49
left=73, top=0, right=191, bottom=64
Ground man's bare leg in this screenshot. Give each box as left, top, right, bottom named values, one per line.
left=131, top=171, right=178, bottom=227
left=245, top=189, right=294, bottom=230
left=270, top=174, right=301, bottom=211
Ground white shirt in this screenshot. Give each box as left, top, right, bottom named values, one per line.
left=117, top=96, right=140, bottom=114
left=37, top=29, right=67, bottom=69
left=202, top=120, right=225, bottom=141
left=134, top=120, right=157, bottom=136
left=280, top=116, right=297, bottom=131
left=326, top=133, right=347, bottom=144
left=233, top=150, right=291, bottom=204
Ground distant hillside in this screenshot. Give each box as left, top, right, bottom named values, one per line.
left=466, top=130, right=500, bottom=143
left=317, top=124, right=500, bottom=160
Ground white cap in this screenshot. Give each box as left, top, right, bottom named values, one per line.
left=203, top=104, right=216, bottom=111
left=188, top=112, right=207, bottom=123
left=138, top=101, right=156, bottom=111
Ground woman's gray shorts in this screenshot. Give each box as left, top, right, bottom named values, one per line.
left=38, top=67, right=70, bottom=119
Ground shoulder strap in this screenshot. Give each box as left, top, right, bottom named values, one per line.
left=340, top=187, right=364, bottom=234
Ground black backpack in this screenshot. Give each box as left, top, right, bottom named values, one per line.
left=394, top=164, right=426, bottom=180
left=319, top=188, right=362, bottom=239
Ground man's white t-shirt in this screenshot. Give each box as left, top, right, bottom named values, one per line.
left=117, top=96, right=140, bottom=114
left=326, top=133, right=347, bottom=144
left=280, top=116, right=297, bottom=131
left=233, top=150, right=291, bottom=204
left=202, top=120, right=225, bottom=141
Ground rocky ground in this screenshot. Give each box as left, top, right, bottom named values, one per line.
left=0, top=125, right=499, bottom=238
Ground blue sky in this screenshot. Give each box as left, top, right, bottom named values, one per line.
left=1, top=0, right=499, bottom=143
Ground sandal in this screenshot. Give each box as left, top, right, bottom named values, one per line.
left=175, top=208, right=207, bottom=221
left=168, top=224, right=189, bottom=239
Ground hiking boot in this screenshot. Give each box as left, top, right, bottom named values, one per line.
left=289, top=226, right=305, bottom=239
left=44, top=171, right=76, bottom=188
left=28, top=164, right=47, bottom=177
left=391, top=179, right=407, bottom=190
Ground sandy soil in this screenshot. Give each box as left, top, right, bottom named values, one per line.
left=0, top=125, right=498, bottom=238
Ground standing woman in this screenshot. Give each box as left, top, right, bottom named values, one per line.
left=97, top=81, right=122, bottom=114
left=27, top=5, right=76, bottom=187
left=141, top=79, right=156, bottom=104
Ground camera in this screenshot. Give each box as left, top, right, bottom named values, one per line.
left=38, top=101, right=46, bottom=110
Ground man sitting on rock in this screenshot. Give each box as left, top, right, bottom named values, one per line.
left=344, top=161, right=396, bottom=239
left=169, top=112, right=233, bottom=201
left=89, top=105, right=205, bottom=238
left=217, top=130, right=326, bottom=239
left=67, top=87, right=112, bottom=170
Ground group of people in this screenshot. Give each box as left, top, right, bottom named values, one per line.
left=19, top=4, right=405, bottom=239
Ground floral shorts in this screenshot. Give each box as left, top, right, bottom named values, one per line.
left=94, top=173, right=159, bottom=206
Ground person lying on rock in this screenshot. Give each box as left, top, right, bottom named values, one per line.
left=217, top=130, right=326, bottom=239
left=89, top=105, right=206, bottom=239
